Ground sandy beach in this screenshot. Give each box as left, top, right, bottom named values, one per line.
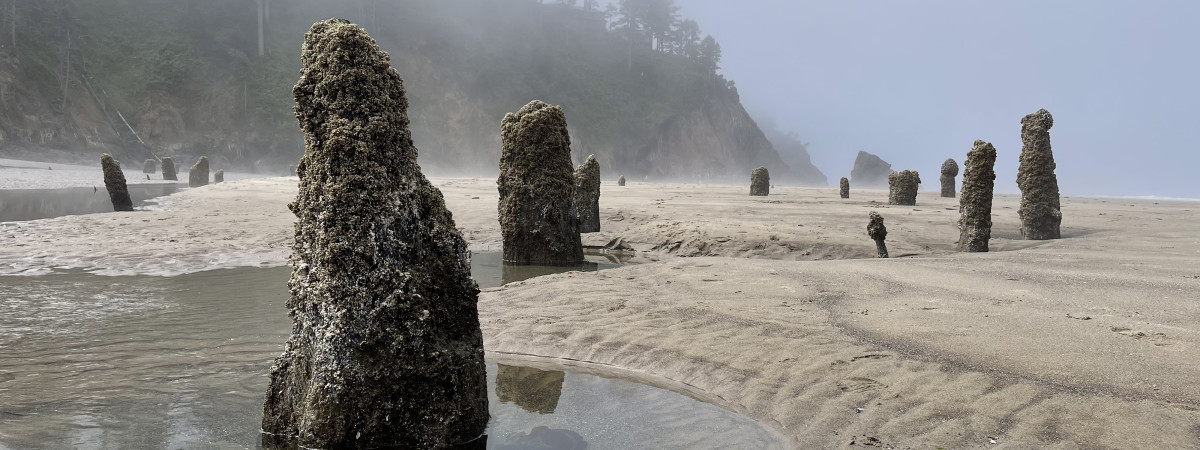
left=2, top=176, right=1198, bottom=448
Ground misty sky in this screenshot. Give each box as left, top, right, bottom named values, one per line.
left=675, top=1, right=1200, bottom=197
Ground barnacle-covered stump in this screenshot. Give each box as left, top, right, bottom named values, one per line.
left=100, top=153, right=133, bottom=212
left=887, top=170, right=920, bottom=206
left=959, top=140, right=997, bottom=252
left=573, top=154, right=601, bottom=233
left=189, top=156, right=209, bottom=187
left=750, top=166, right=769, bottom=196
left=1017, top=108, right=1062, bottom=240
left=839, top=177, right=850, bottom=199
left=868, top=211, right=888, bottom=258
left=261, top=19, right=488, bottom=449
left=161, top=157, right=177, bottom=181
left=940, top=158, right=959, bottom=198
left=497, top=100, right=584, bottom=265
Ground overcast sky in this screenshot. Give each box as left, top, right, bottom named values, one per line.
left=676, top=1, right=1200, bottom=197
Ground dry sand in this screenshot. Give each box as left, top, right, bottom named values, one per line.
left=3, top=176, right=1199, bottom=448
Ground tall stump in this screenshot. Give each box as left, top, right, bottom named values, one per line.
left=573, top=154, right=601, bottom=233
left=839, top=177, right=850, bottom=199
left=143, top=159, right=157, bottom=174
left=189, top=156, right=209, bottom=187
left=868, top=211, right=888, bottom=258
left=100, top=153, right=133, bottom=212
left=497, top=100, right=584, bottom=265
left=750, top=166, right=769, bottom=196
left=161, top=157, right=177, bottom=181
left=261, top=19, right=488, bottom=449
left=887, top=170, right=920, bottom=206
left=214, top=170, right=225, bottom=183
left=617, top=175, right=626, bottom=186
left=940, top=158, right=959, bottom=198
left=1017, top=108, right=1062, bottom=240
left=958, top=140, right=997, bottom=252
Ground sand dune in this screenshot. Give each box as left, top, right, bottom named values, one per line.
left=3, top=176, right=1198, bottom=448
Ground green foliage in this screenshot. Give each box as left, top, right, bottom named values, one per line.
left=16, top=0, right=735, bottom=167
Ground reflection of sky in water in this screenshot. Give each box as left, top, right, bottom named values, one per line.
left=0, top=267, right=781, bottom=450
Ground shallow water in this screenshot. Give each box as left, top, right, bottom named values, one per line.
left=0, top=263, right=781, bottom=449
left=0, top=185, right=182, bottom=222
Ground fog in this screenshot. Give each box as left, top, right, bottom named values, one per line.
left=676, top=0, right=1200, bottom=198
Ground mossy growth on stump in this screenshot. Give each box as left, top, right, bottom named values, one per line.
left=867, top=211, right=888, bottom=258
left=750, top=166, right=769, bottom=196
left=161, top=157, right=177, bottom=181
left=839, top=177, right=849, bottom=199
left=573, top=154, right=601, bottom=233
left=260, top=19, right=488, bottom=449
left=887, top=170, right=920, bottom=206
left=958, top=140, right=997, bottom=252
left=100, top=153, right=133, bottom=212
left=1017, top=108, right=1062, bottom=240
left=497, top=100, right=584, bottom=265
left=940, top=158, right=959, bottom=198
left=189, top=156, right=209, bottom=187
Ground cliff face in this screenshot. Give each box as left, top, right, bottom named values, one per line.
left=0, top=0, right=820, bottom=184
left=634, top=88, right=825, bottom=185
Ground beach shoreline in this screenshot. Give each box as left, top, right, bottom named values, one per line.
left=3, top=172, right=1199, bottom=448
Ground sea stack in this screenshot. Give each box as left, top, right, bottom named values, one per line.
left=573, top=154, right=601, bottom=233
left=100, top=153, right=133, bottom=212
left=958, top=140, right=997, bottom=252
left=750, top=166, right=769, bottom=196
left=887, top=170, right=920, bottom=206
left=850, top=150, right=892, bottom=187
left=1017, top=108, right=1062, bottom=240
left=839, top=177, right=850, bottom=199
left=617, top=175, right=625, bottom=186
left=497, top=100, right=584, bottom=265
left=189, top=156, right=209, bottom=187
left=214, top=170, right=225, bottom=183
left=261, top=19, right=488, bottom=449
left=161, top=157, right=177, bottom=181
left=143, top=159, right=157, bottom=174
left=867, top=211, right=888, bottom=258
left=940, top=158, right=959, bottom=198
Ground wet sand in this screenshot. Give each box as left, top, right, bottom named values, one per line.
left=2, top=175, right=1199, bottom=448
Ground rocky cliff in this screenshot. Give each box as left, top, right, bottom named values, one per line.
left=0, top=0, right=822, bottom=184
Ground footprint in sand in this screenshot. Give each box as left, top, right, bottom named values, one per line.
left=838, top=377, right=887, bottom=393
left=1111, top=326, right=1171, bottom=346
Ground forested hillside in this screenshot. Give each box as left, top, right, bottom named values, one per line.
left=0, top=0, right=825, bottom=184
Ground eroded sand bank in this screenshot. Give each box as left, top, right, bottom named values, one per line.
left=3, top=176, right=1199, bottom=447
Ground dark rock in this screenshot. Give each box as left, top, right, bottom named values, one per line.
left=850, top=151, right=892, bottom=188
left=959, top=140, right=997, bottom=252
left=617, top=175, right=625, bottom=186
left=750, top=166, right=769, bottom=196
left=261, top=19, right=488, bottom=449
left=214, top=170, right=225, bottom=183
left=1017, top=108, right=1061, bottom=240
left=573, top=154, right=601, bottom=233
left=940, top=158, right=959, bottom=198
left=497, top=100, right=584, bottom=265
left=839, top=177, right=850, bottom=199
left=143, top=159, right=157, bottom=174
left=868, top=211, right=888, bottom=258
left=161, top=157, right=177, bottom=181
left=100, top=153, right=133, bottom=212
left=189, top=156, right=209, bottom=187
left=887, top=170, right=920, bottom=206
left=495, top=364, right=565, bottom=414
